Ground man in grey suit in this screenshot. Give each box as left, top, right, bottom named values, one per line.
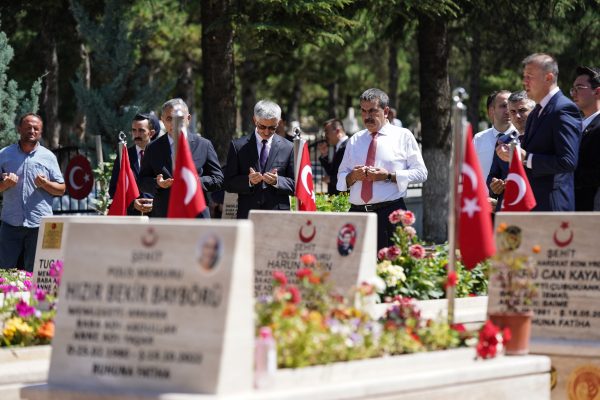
left=224, top=100, right=295, bottom=219
left=139, top=98, right=223, bottom=218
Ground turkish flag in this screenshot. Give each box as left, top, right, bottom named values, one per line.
left=501, top=147, right=536, bottom=211
left=108, top=146, right=140, bottom=216
left=458, top=125, right=496, bottom=269
left=295, top=140, right=316, bottom=211
left=167, top=133, right=206, bottom=218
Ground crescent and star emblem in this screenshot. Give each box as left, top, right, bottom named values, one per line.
left=299, top=220, right=316, bottom=243
left=301, top=165, right=315, bottom=200
left=68, top=165, right=84, bottom=190
left=142, top=227, right=158, bottom=247
left=505, top=172, right=526, bottom=205
left=181, top=166, right=197, bottom=205
left=553, top=221, right=574, bottom=248
left=462, top=163, right=478, bottom=190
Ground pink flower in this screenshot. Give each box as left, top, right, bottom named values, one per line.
left=25, top=272, right=33, bottom=278
left=388, top=209, right=404, bottom=224
left=0, top=277, right=5, bottom=284
left=272, top=271, right=288, bottom=286
left=287, top=285, right=301, bottom=304
left=300, top=254, right=316, bottom=265
left=403, top=226, right=416, bottom=239
left=23, top=280, right=33, bottom=290
left=378, top=247, right=389, bottom=261
left=408, top=244, right=425, bottom=259
left=445, top=271, right=458, bottom=288
left=296, top=268, right=312, bottom=279
left=400, top=210, right=416, bottom=226
left=386, top=245, right=402, bottom=260
left=35, top=288, right=47, bottom=302
left=15, top=300, right=35, bottom=318
left=49, top=260, right=64, bottom=286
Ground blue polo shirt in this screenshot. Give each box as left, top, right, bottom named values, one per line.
left=0, top=142, right=64, bottom=227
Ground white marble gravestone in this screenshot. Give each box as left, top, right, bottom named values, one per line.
left=32, top=216, right=148, bottom=296
left=47, top=219, right=254, bottom=395
left=249, top=210, right=377, bottom=298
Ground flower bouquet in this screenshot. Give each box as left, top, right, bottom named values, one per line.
left=377, top=209, right=488, bottom=301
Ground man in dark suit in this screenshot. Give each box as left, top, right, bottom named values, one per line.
left=498, top=53, right=581, bottom=211
left=109, top=113, right=156, bottom=215
left=317, top=118, right=348, bottom=195
left=572, top=66, right=600, bottom=211
left=224, top=100, right=295, bottom=219
left=487, top=91, right=535, bottom=211
left=139, top=98, right=223, bottom=218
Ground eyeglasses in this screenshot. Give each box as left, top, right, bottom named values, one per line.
left=257, top=123, right=277, bottom=131
left=570, top=85, right=591, bottom=95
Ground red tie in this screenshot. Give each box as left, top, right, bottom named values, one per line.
left=361, top=132, right=378, bottom=203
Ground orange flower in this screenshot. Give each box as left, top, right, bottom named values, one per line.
left=300, top=254, right=316, bottom=265
left=36, top=321, right=54, bottom=340
left=532, top=245, right=541, bottom=254
left=308, top=275, right=321, bottom=285
left=282, top=303, right=297, bottom=317
left=497, top=222, right=507, bottom=233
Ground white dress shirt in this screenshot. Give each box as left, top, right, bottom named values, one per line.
left=473, top=124, right=514, bottom=178
left=336, top=122, right=427, bottom=205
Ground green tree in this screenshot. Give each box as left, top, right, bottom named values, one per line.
left=70, top=0, right=170, bottom=147
left=0, top=29, right=41, bottom=149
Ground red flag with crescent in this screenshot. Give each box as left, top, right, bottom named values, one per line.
left=167, top=132, right=206, bottom=218
left=295, top=140, right=316, bottom=211
left=501, top=147, right=536, bottom=212
left=458, top=125, right=495, bottom=269
left=108, top=145, right=140, bottom=216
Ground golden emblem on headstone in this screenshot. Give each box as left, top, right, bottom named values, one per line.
left=42, top=222, right=63, bottom=249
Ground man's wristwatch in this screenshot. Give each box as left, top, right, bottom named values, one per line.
left=385, top=173, right=392, bottom=183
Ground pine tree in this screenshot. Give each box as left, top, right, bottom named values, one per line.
left=0, top=29, right=42, bottom=149
left=70, top=0, right=170, bottom=147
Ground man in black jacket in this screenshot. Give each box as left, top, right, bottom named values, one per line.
left=317, top=118, right=348, bottom=195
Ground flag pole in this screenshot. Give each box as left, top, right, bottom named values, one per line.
left=292, top=125, right=302, bottom=211
left=447, top=87, right=469, bottom=324
left=172, top=109, right=184, bottom=171
left=117, top=131, right=127, bottom=165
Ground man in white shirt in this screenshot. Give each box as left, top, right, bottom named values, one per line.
left=337, top=88, right=427, bottom=250
left=472, top=90, right=514, bottom=178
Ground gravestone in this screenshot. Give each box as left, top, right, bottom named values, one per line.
left=47, top=219, right=254, bottom=395
left=249, top=210, right=377, bottom=298
left=33, top=216, right=148, bottom=296
left=489, top=212, right=600, bottom=399
left=221, top=191, right=238, bottom=220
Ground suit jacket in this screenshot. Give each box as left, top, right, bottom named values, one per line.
left=224, top=133, right=295, bottom=219
left=486, top=132, right=520, bottom=212
left=139, top=133, right=224, bottom=218
left=575, top=113, right=600, bottom=211
left=319, top=139, right=348, bottom=195
left=521, top=90, right=581, bottom=211
left=109, top=145, right=142, bottom=215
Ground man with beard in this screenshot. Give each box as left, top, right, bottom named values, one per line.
left=337, top=88, right=427, bottom=250
left=0, top=114, right=65, bottom=271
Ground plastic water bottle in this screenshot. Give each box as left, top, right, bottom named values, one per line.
left=254, top=326, right=277, bottom=388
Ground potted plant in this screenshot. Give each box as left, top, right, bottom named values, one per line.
left=488, top=223, right=539, bottom=355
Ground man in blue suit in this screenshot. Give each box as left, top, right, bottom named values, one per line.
left=224, top=100, right=295, bottom=219
left=139, top=99, right=223, bottom=218
left=498, top=53, right=581, bottom=211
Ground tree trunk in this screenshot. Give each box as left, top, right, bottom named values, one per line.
left=201, top=0, right=236, bottom=163
left=41, top=33, right=61, bottom=149
left=73, top=43, right=90, bottom=143
left=468, top=30, right=481, bottom=131
left=288, top=82, right=302, bottom=123
left=418, top=14, right=451, bottom=243
left=240, top=59, right=257, bottom=135
left=176, top=60, right=196, bottom=131
left=388, top=40, right=399, bottom=110
left=327, top=82, right=338, bottom=119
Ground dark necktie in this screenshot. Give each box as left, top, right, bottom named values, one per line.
left=361, top=132, right=378, bottom=203
left=259, top=139, right=268, bottom=173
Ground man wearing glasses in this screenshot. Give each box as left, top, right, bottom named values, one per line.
left=498, top=53, right=581, bottom=211
left=572, top=66, right=600, bottom=211
left=224, top=100, right=295, bottom=219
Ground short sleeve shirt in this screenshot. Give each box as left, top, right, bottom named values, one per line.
left=0, top=143, right=64, bottom=227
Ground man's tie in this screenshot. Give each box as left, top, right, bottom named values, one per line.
left=361, top=132, right=378, bottom=203
left=259, top=139, right=268, bottom=173
left=139, top=149, right=144, bottom=168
